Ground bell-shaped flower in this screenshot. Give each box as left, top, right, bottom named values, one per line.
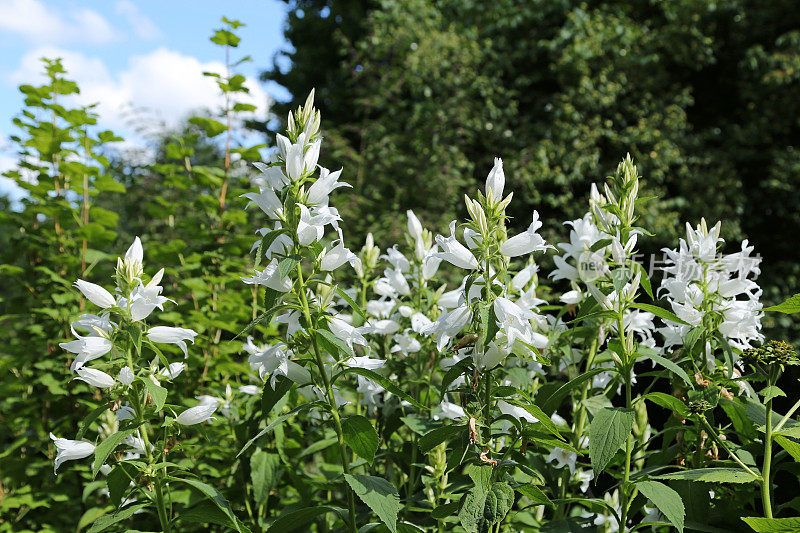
left=391, top=331, right=422, bottom=354
left=500, top=211, right=551, bottom=257
left=157, top=362, right=186, bottom=380
left=242, top=186, right=283, bottom=219
left=366, top=319, right=401, bottom=336
left=410, top=312, right=432, bottom=333
left=74, top=367, right=116, bottom=388
left=74, top=280, right=116, bottom=309
left=434, top=221, right=479, bottom=270
left=473, top=342, right=509, bottom=370
left=307, top=167, right=349, bottom=206
left=420, top=304, right=472, bottom=351
left=511, top=263, right=539, bottom=292
left=242, top=258, right=292, bottom=292
left=297, top=204, right=337, bottom=245
left=436, top=400, right=465, bottom=420
left=494, top=297, right=537, bottom=346
left=50, top=433, right=95, bottom=473
left=176, top=403, right=218, bottom=425
left=485, top=157, right=505, bottom=202
left=253, top=161, right=289, bottom=190
left=422, top=247, right=442, bottom=279
left=498, top=399, right=538, bottom=423
left=328, top=316, right=369, bottom=350
left=320, top=238, right=360, bottom=272
left=129, top=268, right=172, bottom=321
left=146, top=326, right=198, bottom=358
left=560, top=290, right=583, bottom=305
left=546, top=447, right=578, bottom=474
left=382, top=246, right=410, bottom=273
left=343, top=356, right=386, bottom=370
left=407, top=210, right=423, bottom=242
left=61, top=325, right=114, bottom=372
left=383, top=268, right=410, bottom=296
left=357, top=375, right=385, bottom=408
left=118, top=366, right=135, bottom=386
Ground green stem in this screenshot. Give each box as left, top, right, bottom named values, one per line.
left=139, top=425, right=170, bottom=532
left=617, top=314, right=633, bottom=532
left=698, top=415, right=761, bottom=479
left=762, top=370, right=775, bottom=519
left=574, top=334, right=599, bottom=448
left=296, top=263, right=357, bottom=532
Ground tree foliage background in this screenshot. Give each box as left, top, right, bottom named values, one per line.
left=264, top=0, right=800, bottom=320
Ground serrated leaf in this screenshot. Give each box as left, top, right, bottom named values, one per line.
left=336, top=286, right=368, bottom=322
left=251, top=450, right=282, bottom=506
left=480, top=304, right=499, bottom=345
left=266, top=506, right=346, bottom=531
left=169, top=476, right=243, bottom=532
left=647, top=353, right=693, bottom=388
left=636, top=480, right=684, bottom=532
left=514, top=483, right=554, bottom=508
left=588, top=407, right=635, bottom=474
left=344, top=474, right=401, bottom=533
left=86, top=503, right=149, bottom=533
left=342, top=415, right=380, bottom=463
left=630, top=302, right=690, bottom=326
left=142, top=377, right=167, bottom=411
left=538, top=368, right=607, bottom=415
left=764, top=294, right=800, bottom=314
left=93, top=429, right=136, bottom=479
left=741, top=516, right=800, bottom=532
left=642, top=392, right=690, bottom=417
left=418, top=424, right=464, bottom=454
left=106, top=462, right=137, bottom=507
left=654, top=468, right=758, bottom=483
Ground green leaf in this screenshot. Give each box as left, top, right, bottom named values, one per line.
left=647, top=353, right=693, bottom=388
left=181, top=500, right=253, bottom=532
left=336, top=286, right=368, bottom=322
left=774, top=435, right=800, bottom=462
left=142, top=377, right=167, bottom=411
left=632, top=261, right=654, bottom=300
left=588, top=407, right=635, bottom=474
left=344, top=474, right=401, bottom=533
left=86, top=503, right=149, bottom=533
left=267, top=506, right=346, bottom=531
left=317, top=328, right=353, bottom=359
left=654, top=468, right=758, bottom=483
left=336, top=367, right=426, bottom=410
left=759, top=385, right=786, bottom=402
left=342, top=415, right=380, bottom=464
left=251, top=450, right=282, bottom=506
left=505, top=400, right=564, bottom=440
left=262, top=376, right=292, bottom=415
left=764, top=294, right=800, bottom=314
left=169, top=476, right=243, bottom=532
left=589, top=238, right=612, bottom=252
left=514, top=484, right=554, bottom=508
left=431, top=501, right=460, bottom=519
left=76, top=404, right=109, bottom=440
left=630, top=302, right=690, bottom=326
left=741, top=516, right=800, bottom=532
left=188, top=116, right=227, bottom=137
left=635, top=480, right=685, bottom=533
left=642, top=392, right=690, bottom=417
left=106, top=462, right=137, bottom=507
left=480, top=304, right=500, bottom=345
left=483, top=483, right=514, bottom=524
left=538, top=368, right=607, bottom=415
left=418, top=424, right=464, bottom=454
left=93, top=429, right=136, bottom=479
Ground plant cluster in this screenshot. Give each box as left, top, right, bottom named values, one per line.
left=3, top=16, right=800, bottom=533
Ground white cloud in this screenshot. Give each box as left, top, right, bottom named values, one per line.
left=115, top=0, right=161, bottom=40
left=0, top=0, right=115, bottom=45
left=10, top=46, right=272, bottom=142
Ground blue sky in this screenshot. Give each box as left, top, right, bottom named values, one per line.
left=0, top=0, right=291, bottom=201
